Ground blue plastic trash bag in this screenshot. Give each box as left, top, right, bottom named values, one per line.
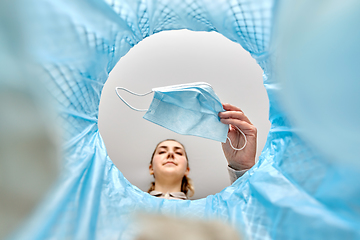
left=2, top=0, right=359, bottom=239
left=275, top=0, right=360, bottom=165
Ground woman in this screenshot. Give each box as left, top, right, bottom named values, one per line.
left=148, top=139, right=194, bottom=200
left=148, top=103, right=257, bottom=200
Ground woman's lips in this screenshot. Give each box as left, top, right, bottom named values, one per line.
left=164, top=161, right=176, bottom=165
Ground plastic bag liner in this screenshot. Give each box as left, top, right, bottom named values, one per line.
left=6, top=0, right=360, bottom=239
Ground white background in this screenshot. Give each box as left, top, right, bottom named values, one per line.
left=98, top=30, right=270, bottom=199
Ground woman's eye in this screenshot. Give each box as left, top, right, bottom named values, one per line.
left=159, top=151, right=165, bottom=154
left=176, top=152, right=183, bottom=156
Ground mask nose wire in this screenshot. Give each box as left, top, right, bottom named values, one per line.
left=115, top=87, right=153, bottom=112
left=227, top=125, right=247, bottom=151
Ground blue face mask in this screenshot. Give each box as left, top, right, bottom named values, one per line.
left=116, top=82, right=246, bottom=149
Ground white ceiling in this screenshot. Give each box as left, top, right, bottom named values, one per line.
left=98, top=30, right=270, bottom=199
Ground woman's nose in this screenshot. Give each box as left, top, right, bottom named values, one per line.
left=167, top=152, right=174, bottom=159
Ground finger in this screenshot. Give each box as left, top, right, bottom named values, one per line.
left=222, top=103, right=243, bottom=112
left=218, top=110, right=252, bottom=124
left=220, top=118, right=257, bottom=136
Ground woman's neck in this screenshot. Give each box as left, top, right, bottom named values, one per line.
left=154, top=179, right=182, bottom=193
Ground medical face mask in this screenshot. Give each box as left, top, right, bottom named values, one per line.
left=116, top=82, right=246, bottom=150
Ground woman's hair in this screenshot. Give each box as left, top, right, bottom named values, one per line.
left=147, top=139, right=195, bottom=197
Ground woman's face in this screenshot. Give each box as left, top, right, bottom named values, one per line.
left=149, top=140, right=189, bottom=180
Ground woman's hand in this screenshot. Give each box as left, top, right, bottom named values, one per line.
left=218, top=103, right=257, bottom=171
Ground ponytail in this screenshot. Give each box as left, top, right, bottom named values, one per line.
left=181, top=175, right=195, bottom=198
left=147, top=181, right=155, bottom=193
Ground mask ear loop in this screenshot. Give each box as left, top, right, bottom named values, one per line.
left=115, top=87, right=153, bottom=112
left=227, top=125, right=247, bottom=151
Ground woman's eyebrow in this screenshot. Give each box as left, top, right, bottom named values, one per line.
left=158, top=146, right=168, bottom=150
left=173, top=146, right=183, bottom=151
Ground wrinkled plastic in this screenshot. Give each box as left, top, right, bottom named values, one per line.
left=275, top=0, right=360, bottom=164
left=2, top=0, right=359, bottom=239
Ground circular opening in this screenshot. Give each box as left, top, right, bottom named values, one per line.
left=99, top=30, right=270, bottom=199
